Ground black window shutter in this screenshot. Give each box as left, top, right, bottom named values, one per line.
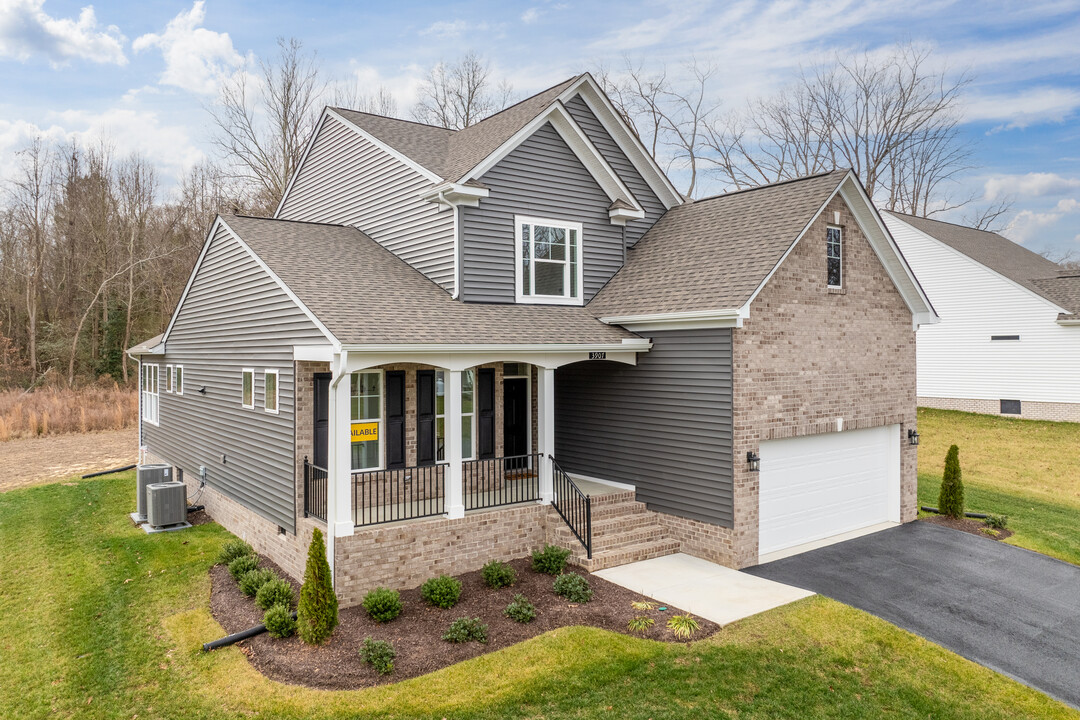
left=478, top=368, right=495, bottom=459
left=416, top=370, right=436, bottom=466
left=386, top=371, right=406, bottom=469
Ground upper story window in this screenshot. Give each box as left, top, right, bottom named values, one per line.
left=141, top=363, right=159, bottom=426
left=827, top=226, right=842, bottom=288
left=264, top=369, right=279, bottom=414
left=174, top=366, right=183, bottom=395
left=165, top=364, right=173, bottom=393
left=516, top=216, right=583, bottom=305
left=242, top=369, right=254, bottom=409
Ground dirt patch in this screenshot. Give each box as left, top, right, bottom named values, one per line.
left=210, top=556, right=717, bottom=690
left=0, top=428, right=138, bottom=491
left=920, top=514, right=1014, bottom=541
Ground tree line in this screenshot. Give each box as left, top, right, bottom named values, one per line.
left=0, top=40, right=1001, bottom=389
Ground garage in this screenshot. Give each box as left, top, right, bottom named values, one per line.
left=758, top=425, right=901, bottom=557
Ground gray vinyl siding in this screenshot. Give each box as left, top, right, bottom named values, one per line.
left=564, top=95, right=668, bottom=247
left=140, top=223, right=328, bottom=533
left=277, top=113, right=456, bottom=291
left=554, top=328, right=734, bottom=527
left=460, top=121, right=625, bottom=303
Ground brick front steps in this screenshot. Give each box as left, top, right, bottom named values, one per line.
left=552, top=491, right=681, bottom=572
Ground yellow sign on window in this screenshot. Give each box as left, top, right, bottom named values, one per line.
left=351, top=422, right=379, bottom=443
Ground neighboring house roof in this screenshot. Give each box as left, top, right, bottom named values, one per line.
left=127, top=333, right=163, bottom=355
left=883, top=211, right=1073, bottom=313
left=221, top=215, right=638, bottom=346
left=588, top=170, right=852, bottom=317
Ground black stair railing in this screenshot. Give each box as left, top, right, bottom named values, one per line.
left=549, top=455, right=592, bottom=559
left=302, top=456, right=328, bottom=522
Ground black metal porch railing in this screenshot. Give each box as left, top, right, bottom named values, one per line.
left=550, top=455, right=592, bottom=559
left=463, top=452, right=542, bottom=511
left=353, top=463, right=447, bottom=526
left=303, top=457, right=327, bottom=522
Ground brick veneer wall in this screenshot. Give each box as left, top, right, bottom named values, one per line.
left=728, top=194, right=919, bottom=567
left=919, top=396, right=1080, bottom=423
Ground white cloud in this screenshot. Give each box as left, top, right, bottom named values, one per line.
left=521, top=8, right=541, bottom=23
left=342, top=62, right=426, bottom=113
left=983, top=172, right=1080, bottom=200
left=419, top=20, right=469, bottom=38
left=1056, top=198, right=1080, bottom=213
left=133, top=1, right=243, bottom=95
left=1006, top=209, right=1064, bottom=244
left=964, top=87, right=1080, bottom=131
left=0, top=0, right=126, bottom=66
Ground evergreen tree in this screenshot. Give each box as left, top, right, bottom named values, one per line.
left=938, top=444, right=964, bottom=518
left=296, top=527, right=338, bottom=644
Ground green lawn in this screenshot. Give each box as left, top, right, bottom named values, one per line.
left=2, top=471, right=1076, bottom=719
left=917, top=407, right=1080, bottom=564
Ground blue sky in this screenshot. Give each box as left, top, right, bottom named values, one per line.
left=1, top=0, right=1078, bottom=256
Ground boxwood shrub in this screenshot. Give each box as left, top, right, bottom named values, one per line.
left=263, top=604, right=296, bottom=639
left=255, top=577, right=295, bottom=611
left=442, top=617, right=488, bottom=644
left=421, top=575, right=462, bottom=609
left=217, top=539, right=254, bottom=566
left=531, top=544, right=571, bottom=575
left=482, top=560, right=517, bottom=589
left=362, top=587, right=403, bottom=623
left=239, top=568, right=275, bottom=597
left=228, top=553, right=259, bottom=581
left=359, top=637, right=396, bottom=675
left=553, top=572, right=593, bottom=603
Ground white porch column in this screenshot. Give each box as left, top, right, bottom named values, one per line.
left=445, top=369, right=465, bottom=519
left=328, top=362, right=355, bottom=539
left=537, top=366, right=555, bottom=504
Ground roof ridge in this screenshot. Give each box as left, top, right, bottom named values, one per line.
left=883, top=209, right=1011, bottom=236
left=228, top=214, right=358, bottom=231
left=455, top=74, right=581, bottom=133
left=330, top=107, right=456, bottom=134
left=689, top=169, right=848, bottom=205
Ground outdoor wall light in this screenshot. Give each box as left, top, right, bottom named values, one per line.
left=746, top=451, right=760, bottom=472
left=908, top=429, right=920, bottom=446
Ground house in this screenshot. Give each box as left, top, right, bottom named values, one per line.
left=129, top=74, right=936, bottom=605
left=883, top=211, right=1080, bottom=422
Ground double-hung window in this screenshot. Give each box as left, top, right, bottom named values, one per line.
left=516, top=216, right=583, bottom=305
left=242, top=369, right=254, bottom=409
left=434, top=369, right=476, bottom=461
left=141, top=363, right=159, bottom=425
left=827, top=226, right=842, bottom=288
left=264, top=369, right=279, bottom=413
left=351, top=371, right=382, bottom=471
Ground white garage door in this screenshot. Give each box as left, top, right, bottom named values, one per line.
left=758, top=425, right=901, bottom=557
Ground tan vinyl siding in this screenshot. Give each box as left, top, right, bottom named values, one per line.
left=277, top=113, right=455, bottom=291
left=554, top=328, right=734, bottom=527
left=460, top=121, right=624, bottom=303
left=141, top=224, right=328, bottom=533
left=564, top=94, right=667, bottom=247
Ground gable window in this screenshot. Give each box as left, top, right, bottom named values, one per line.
left=264, top=369, right=279, bottom=414
left=516, top=216, right=583, bottom=305
left=434, top=369, right=476, bottom=461
left=242, top=369, right=254, bottom=409
left=165, top=364, right=173, bottom=393
left=351, top=371, right=382, bottom=471
left=174, top=366, right=183, bottom=395
left=827, top=226, right=842, bottom=288
left=141, top=363, right=159, bottom=425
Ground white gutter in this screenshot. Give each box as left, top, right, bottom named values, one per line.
left=599, top=307, right=749, bottom=331
left=339, top=340, right=652, bottom=353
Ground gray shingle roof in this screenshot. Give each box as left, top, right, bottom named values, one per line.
left=331, top=76, right=580, bottom=182
left=1031, top=275, right=1080, bottom=315
left=587, top=170, right=850, bottom=317
left=883, top=211, right=1071, bottom=310
left=222, top=215, right=637, bottom=345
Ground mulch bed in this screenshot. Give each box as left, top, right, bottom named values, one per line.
left=209, top=556, right=717, bottom=690
left=920, top=514, right=1013, bottom=541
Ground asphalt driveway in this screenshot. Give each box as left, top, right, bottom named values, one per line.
left=744, top=522, right=1080, bottom=709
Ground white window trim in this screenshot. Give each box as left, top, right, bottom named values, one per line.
left=263, top=368, right=279, bottom=414
left=827, top=225, right=843, bottom=289
left=242, top=368, right=255, bottom=409
left=174, top=365, right=183, bottom=396
left=351, top=369, right=384, bottom=472
left=514, top=215, right=584, bottom=306
left=165, top=364, right=173, bottom=394
left=141, top=363, right=159, bottom=426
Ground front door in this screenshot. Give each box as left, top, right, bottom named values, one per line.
left=312, top=373, right=330, bottom=468
left=503, top=378, right=529, bottom=468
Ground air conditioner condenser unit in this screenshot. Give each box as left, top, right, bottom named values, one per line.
left=135, top=464, right=171, bottom=521
left=146, top=481, right=187, bottom=529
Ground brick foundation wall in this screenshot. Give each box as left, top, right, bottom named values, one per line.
left=654, top=512, right=736, bottom=566
left=919, top=396, right=1080, bottom=423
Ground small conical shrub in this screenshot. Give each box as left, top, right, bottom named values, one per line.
left=939, top=444, right=964, bottom=518
left=296, top=527, right=338, bottom=645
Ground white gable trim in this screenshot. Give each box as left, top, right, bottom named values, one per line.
left=560, top=74, right=684, bottom=209
left=323, top=108, right=444, bottom=184
left=161, top=216, right=340, bottom=349
left=274, top=110, right=330, bottom=219
left=462, top=100, right=644, bottom=216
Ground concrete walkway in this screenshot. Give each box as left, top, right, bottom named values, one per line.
left=594, top=553, right=814, bottom=626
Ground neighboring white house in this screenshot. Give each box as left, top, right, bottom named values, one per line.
left=884, top=211, right=1080, bottom=422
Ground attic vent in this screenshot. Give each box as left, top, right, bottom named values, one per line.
left=991, top=335, right=1020, bottom=341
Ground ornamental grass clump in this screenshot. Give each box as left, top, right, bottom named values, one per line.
left=217, top=539, right=254, bottom=566
left=227, top=554, right=259, bottom=581
left=667, top=614, right=700, bottom=639
left=359, top=637, right=396, bottom=675
left=255, top=577, right=295, bottom=611
left=939, top=444, right=964, bottom=519
left=481, top=560, right=517, bottom=589
left=531, top=544, right=571, bottom=575
left=421, top=575, right=462, bottom=609
left=362, top=587, right=403, bottom=623
left=238, top=568, right=275, bottom=597
left=553, top=572, right=593, bottom=603
left=263, top=605, right=297, bottom=639
left=627, top=616, right=655, bottom=634
left=296, top=528, right=338, bottom=645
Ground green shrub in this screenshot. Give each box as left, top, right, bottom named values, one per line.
left=255, top=577, right=295, bottom=611
left=359, top=637, right=396, bottom=675
left=239, top=568, right=275, bottom=597
left=481, top=560, right=517, bottom=589
left=421, top=575, right=462, bottom=609
left=297, top=527, right=338, bottom=645
left=553, top=572, right=593, bottom=603
left=667, top=614, right=700, bottom=639
left=217, top=539, right=255, bottom=566
left=939, top=444, right=964, bottom=518
left=227, top=553, right=259, bottom=581
left=627, top=616, right=654, bottom=634
left=263, top=605, right=296, bottom=639
left=362, top=587, right=403, bottom=623
left=442, top=617, right=488, bottom=644
left=984, top=513, right=1009, bottom=530
left=503, top=594, right=536, bottom=623
left=531, top=544, right=571, bottom=575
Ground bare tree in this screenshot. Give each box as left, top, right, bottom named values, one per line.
left=411, top=52, right=513, bottom=129
left=208, top=37, right=325, bottom=213
left=333, top=82, right=399, bottom=117
left=962, top=197, right=1014, bottom=232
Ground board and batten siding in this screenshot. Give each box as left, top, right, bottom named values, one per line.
left=141, top=223, right=329, bottom=533
left=884, top=215, right=1080, bottom=405
left=276, top=113, right=456, bottom=291
left=460, top=121, right=625, bottom=303
left=554, top=328, right=734, bottom=527
left=563, top=94, right=667, bottom=247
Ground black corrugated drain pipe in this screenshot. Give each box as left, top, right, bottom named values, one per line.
left=202, top=611, right=297, bottom=652
left=920, top=506, right=989, bottom=519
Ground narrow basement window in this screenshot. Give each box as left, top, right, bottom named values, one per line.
left=1000, top=399, right=1022, bottom=415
